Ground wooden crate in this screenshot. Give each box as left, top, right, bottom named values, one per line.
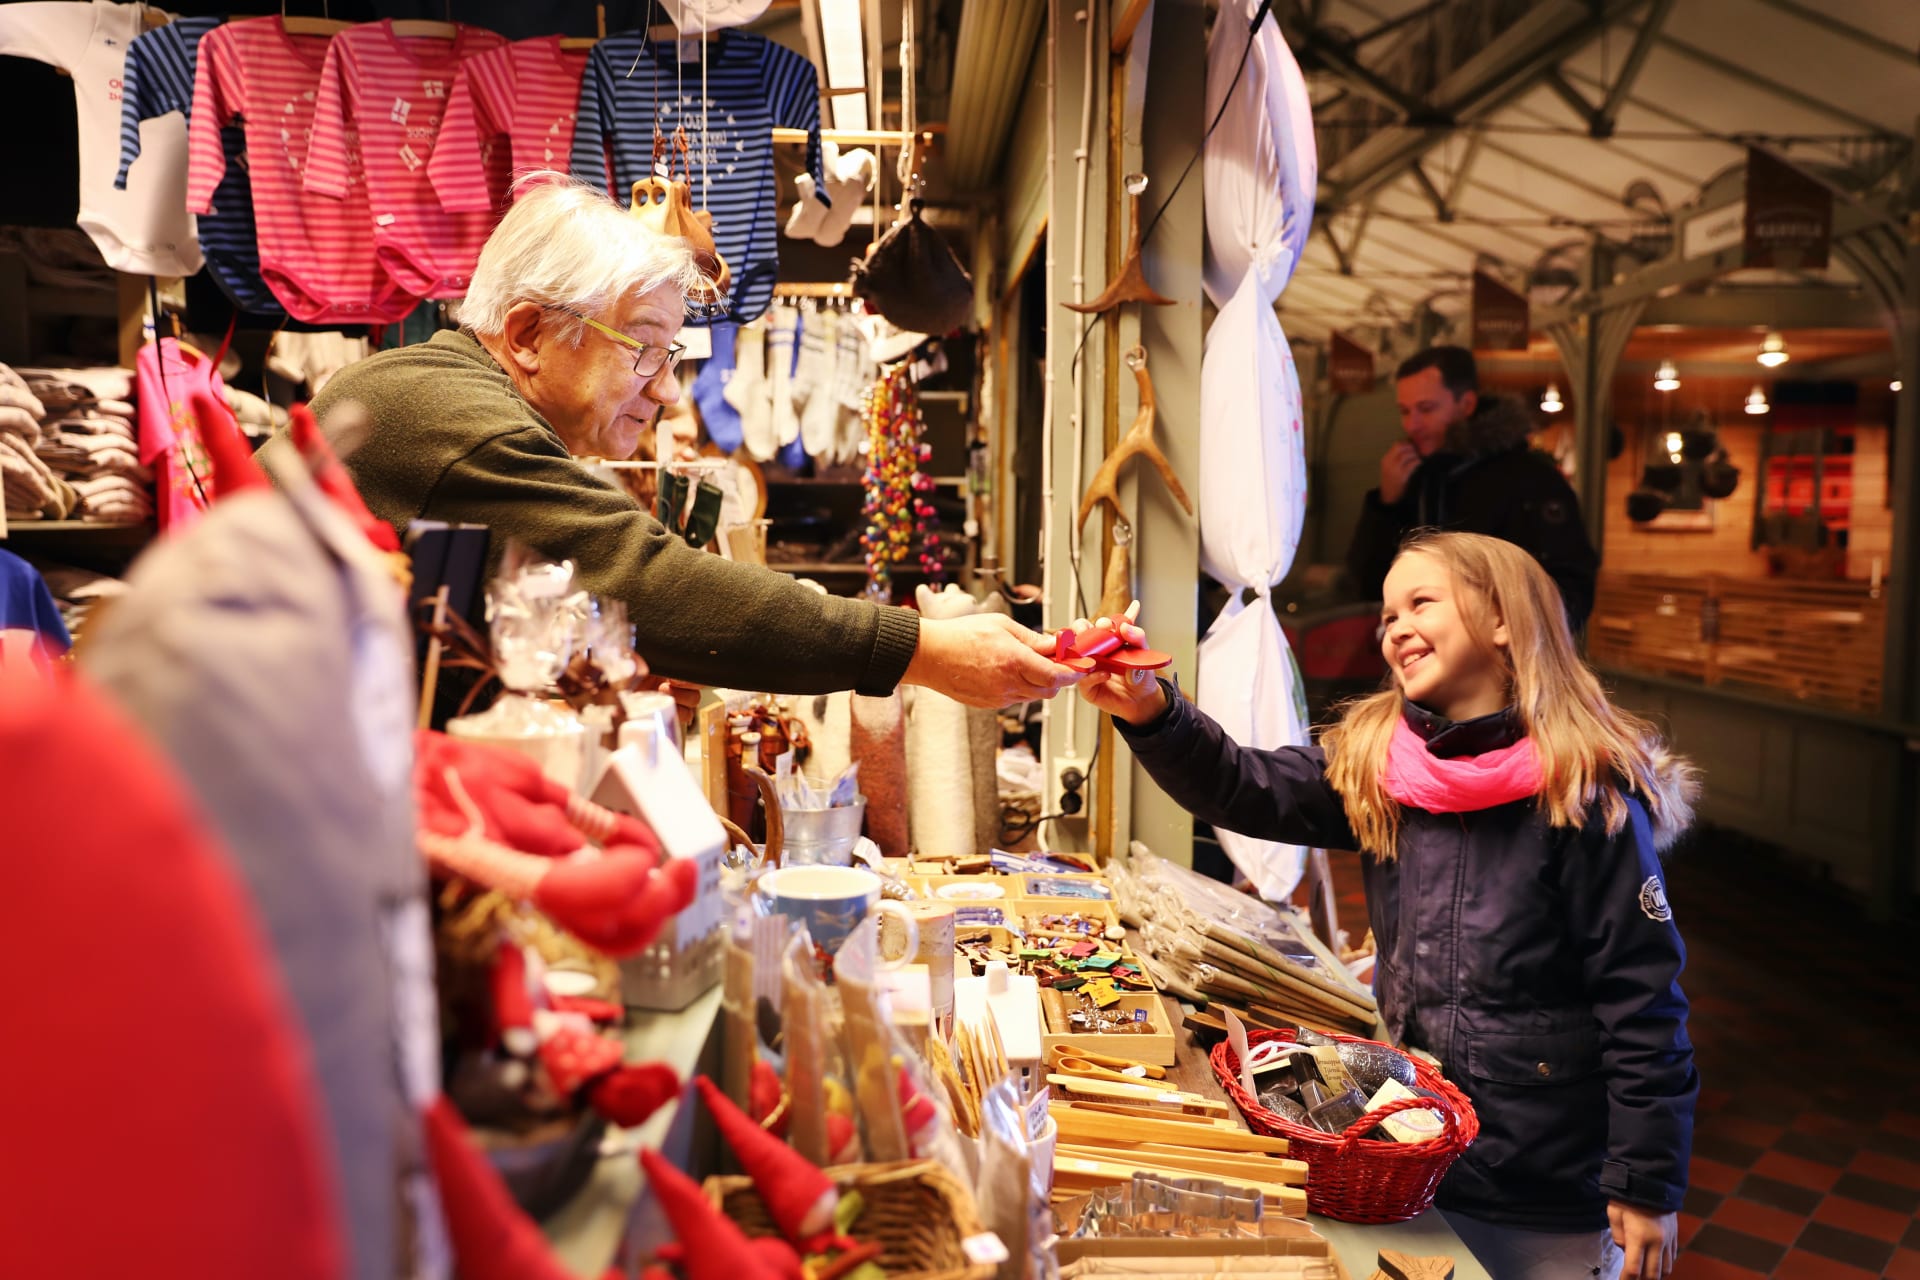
left=1040, top=985, right=1177, bottom=1066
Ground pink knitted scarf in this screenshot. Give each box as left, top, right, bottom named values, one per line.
left=1380, top=715, right=1542, bottom=814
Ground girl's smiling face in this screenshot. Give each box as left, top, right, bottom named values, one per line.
left=1381, top=550, right=1511, bottom=721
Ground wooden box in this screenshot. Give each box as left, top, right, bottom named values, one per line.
left=1039, top=986, right=1177, bottom=1067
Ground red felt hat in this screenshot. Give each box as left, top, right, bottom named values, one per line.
left=638, top=1147, right=792, bottom=1280
left=289, top=401, right=400, bottom=552
left=188, top=387, right=269, bottom=497
left=586, top=1061, right=682, bottom=1128
left=694, top=1076, right=838, bottom=1245
left=425, top=1096, right=577, bottom=1280
left=538, top=1024, right=625, bottom=1097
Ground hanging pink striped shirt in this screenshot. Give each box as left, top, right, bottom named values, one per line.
left=306, top=22, right=507, bottom=300
left=428, top=36, right=590, bottom=216
left=186, top=18, right=417, bottom=325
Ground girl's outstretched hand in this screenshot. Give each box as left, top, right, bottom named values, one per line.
left=1078, top=666, right=1169, bottom=726
left=1608, top=1201, right=1678, bottom=1280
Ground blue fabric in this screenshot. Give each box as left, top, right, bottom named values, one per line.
left=116, top=18, right=282, bottom=317
left=689, top=320, right=742, bottom=453
left=0, top=548, right=72, bottom=656
left=569, top=30, right=826, bottom=327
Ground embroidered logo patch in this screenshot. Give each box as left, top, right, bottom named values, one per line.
left=1639, top=876, right=1672, bottom=922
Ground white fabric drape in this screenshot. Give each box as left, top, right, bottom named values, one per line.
left=1196, top=0, right=1316, bottom=901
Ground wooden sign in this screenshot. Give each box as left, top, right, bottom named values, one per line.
left=1329, top=330, right=1376, bottom=394
left=1470, top=270, right=1529, bottom=351
left=1745, top=147, right=1831, bottom=270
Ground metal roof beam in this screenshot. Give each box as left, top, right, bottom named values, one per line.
left=1637, top=286, right=1885, bottom=330
left=1593, top=0, right=1673, bottom=138
left=1648, top=28, right=1899, bottom=138
left=1312, top=0, right=1651, bottom=210
left=1747, top=0, right=1917, bottom=67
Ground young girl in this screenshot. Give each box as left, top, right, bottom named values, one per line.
left=1083, top=532, right=1698, bottom=1280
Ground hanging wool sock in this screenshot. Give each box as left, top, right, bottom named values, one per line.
left=726, top=319, right=776, bottom=461
left=904, top=584, right=980, bottom=859
left=796, top=308, right=839, bottom=459
left=784, top=142, right=835, bottom=241
left=831, top=311, right=871, bottom=464
left=767, top=305, right=801, bottom=451
left=849, top=691, right=909, bottom=856
left=690, top=322, right=745, bottom=454
left=810, top=147, right=876, bottom=247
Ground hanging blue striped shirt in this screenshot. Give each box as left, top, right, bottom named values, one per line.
left=569, top=30, right=827, bottom=327
left=115, top=17, right=281, bottom=317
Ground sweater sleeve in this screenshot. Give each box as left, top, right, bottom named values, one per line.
left=303, top=36, right=355, bottom=200
left=428, top=48, right=505, bottom=214
left=185, top=26, right=235, bottom=212
left=1344, top=488, right=1414, bottom=603
left=113, top=29, right=157, bottom=189
left=434, top=429, right=919, bottom=695
left=766, top=44, right=827, bottom=201
left=1561, top=807, right=1697, bottom=1214
left=1116, top=683, right=1357, bottom=851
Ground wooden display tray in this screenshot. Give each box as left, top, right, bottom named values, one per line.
left=912, top=874, right=1022, bottom=905
left=1041, top=984, right=1177, bottom=1066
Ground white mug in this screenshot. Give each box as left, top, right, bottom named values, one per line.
left=755, top=865, right=918, bottom=974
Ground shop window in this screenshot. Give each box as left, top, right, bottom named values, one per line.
left=1750, top=382, right=1858, bottom=578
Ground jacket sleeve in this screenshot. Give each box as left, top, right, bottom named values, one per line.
left=438, top=430, right=920, bottom=696
left=1561, top=805, right=1697, bottom=1214
left=1500, top=456, right=1598, bottom=631
left=1116, top=683, right=1357, bottom=851
left=1345, top=489, right=1414, bottom=603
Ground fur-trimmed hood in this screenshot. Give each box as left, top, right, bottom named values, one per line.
left=1442, top=393, right=1534, bottom=457
left=1640, top=742, right=1701, bottom=854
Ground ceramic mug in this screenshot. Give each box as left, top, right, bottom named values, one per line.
left=755, top=865, right=917, bottom=973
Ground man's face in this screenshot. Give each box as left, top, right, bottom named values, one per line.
left=1395, top=366, right=1475, bottom=458
left=532, top=286, right=686, bottom=461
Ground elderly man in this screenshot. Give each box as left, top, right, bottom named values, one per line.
left=306, top=173, right=1076, bottom=707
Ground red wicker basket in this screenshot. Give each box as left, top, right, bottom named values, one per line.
left=1210, top=1027, right=1478, bottom=1223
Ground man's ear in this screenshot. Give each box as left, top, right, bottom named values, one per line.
left=497, top=302, right=548, bottom=377
left=1456, top=388, right=1479, bottom=419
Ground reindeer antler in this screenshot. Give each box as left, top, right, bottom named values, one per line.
left=1075, top=346, right=1194, bottom=541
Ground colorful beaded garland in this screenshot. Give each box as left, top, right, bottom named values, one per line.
left=860, top=367, right=946, bottom=597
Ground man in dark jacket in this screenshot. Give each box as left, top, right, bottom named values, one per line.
left=1347, top=347, right=1598, bottom=630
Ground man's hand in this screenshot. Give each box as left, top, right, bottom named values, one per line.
left=905, top=613, right=1084, bottom=708
left=1379, top=441, right=1421, bottom=505
left=1608, top=1201, right=1677, bottom=1280
left=1079, top=667, right=1169, bottom=726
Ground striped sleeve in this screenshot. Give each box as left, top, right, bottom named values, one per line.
left=766, top=45, right=826, bottom=201
left=115, top=23, right=211, bottom=191
left=428, top=45, right=506, bottom=213
left=567, top=47, right=617, bottom=199
left=303, top=37, right=355, bottom=199
left=185, top=25, right=238, bottom=212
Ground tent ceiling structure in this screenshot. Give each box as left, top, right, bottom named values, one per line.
left=1274, top=0, right=1920, bottom=349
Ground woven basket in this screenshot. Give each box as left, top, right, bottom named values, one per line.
left=1211, top=1028, right=1479, bottom=1224
left=705, top=1159, right=995, bottom=1280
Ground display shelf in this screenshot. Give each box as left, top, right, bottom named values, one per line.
left=4, top=519, right=152, bottom=533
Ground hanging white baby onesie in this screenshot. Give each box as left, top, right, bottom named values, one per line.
left=0, top=1, right=203, bottom=275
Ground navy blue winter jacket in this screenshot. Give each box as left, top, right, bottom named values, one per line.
left=1119, top=691, right=1697, bottom=1232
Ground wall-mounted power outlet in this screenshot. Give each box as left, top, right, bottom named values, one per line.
left=1051, top=755, right=1089, bottom=819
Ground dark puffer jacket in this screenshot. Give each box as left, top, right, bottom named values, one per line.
left=1347, top=396, right=1598, bottom=630
left=1119, top=692, right=1697, bottom=1232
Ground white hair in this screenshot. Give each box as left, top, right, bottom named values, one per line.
left=460, top=171, right=704, bottom=344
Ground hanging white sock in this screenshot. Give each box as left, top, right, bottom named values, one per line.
left=785, top=171, right=828, bottom=241
left=727, top=319, right=776, bottom=461
left=811, top=147, right=876, bottom=247
left=768, top=305, right=800, bottom=450
left=796, top=307, right=838, bottom=459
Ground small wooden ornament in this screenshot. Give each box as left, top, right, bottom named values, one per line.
left=1064, top=175, right=1174, bottom=315
left=1377, top=1249, right=1455, bottom=1280
left=1076, top=347, right=1194, bottom=541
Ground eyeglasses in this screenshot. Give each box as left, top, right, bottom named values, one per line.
left=556, top=308, right=686, bottom=380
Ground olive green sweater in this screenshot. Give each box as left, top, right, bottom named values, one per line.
left=300, top=329, right=919, bottom=695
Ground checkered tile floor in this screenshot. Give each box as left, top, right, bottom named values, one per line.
left=1313, top=827, right=1920, bottom=1279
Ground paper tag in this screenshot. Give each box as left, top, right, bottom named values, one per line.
left=960, top=1233, right=1010, bottom=1265
left=1364, top=1078, right=1445, bottom=1143
left=678, top=325, right=713, bottom=361
left=1122, top=1065, right=1148, bottom=1078
left=1311, top=1045, right=1353, bottom=1095
left=1155, top=1091, right=1185, bottom=1105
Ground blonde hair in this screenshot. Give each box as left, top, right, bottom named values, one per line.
left=460, top=171, right=705, bottom=345
left=1322, top=532, right=1698, bottom=858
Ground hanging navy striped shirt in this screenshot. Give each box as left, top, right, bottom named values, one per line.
left=116, top=17, right=282, bottom=317
left=569, top=30, right=827, bottom=327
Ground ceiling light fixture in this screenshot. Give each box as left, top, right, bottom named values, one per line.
left=1664, top=431, right=1684, bottom=463
left=1744, top=385, right=1770, bottom=415
left=1757, top=332, right=1789, bottom=368
left=1540, top=383, right=1564, bottom=413
left=1654, top=359, right=1680, bottom=392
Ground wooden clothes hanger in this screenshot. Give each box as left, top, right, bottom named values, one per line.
left=391, top=0, right=459, bottom=40
left=1066, top=173, right=1174, bottom=315
left=558, top=3, right=605, bottom=47
left=1075, top=345, right=1193, bottom=540
left=279, top=0, right=349, bottom=37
